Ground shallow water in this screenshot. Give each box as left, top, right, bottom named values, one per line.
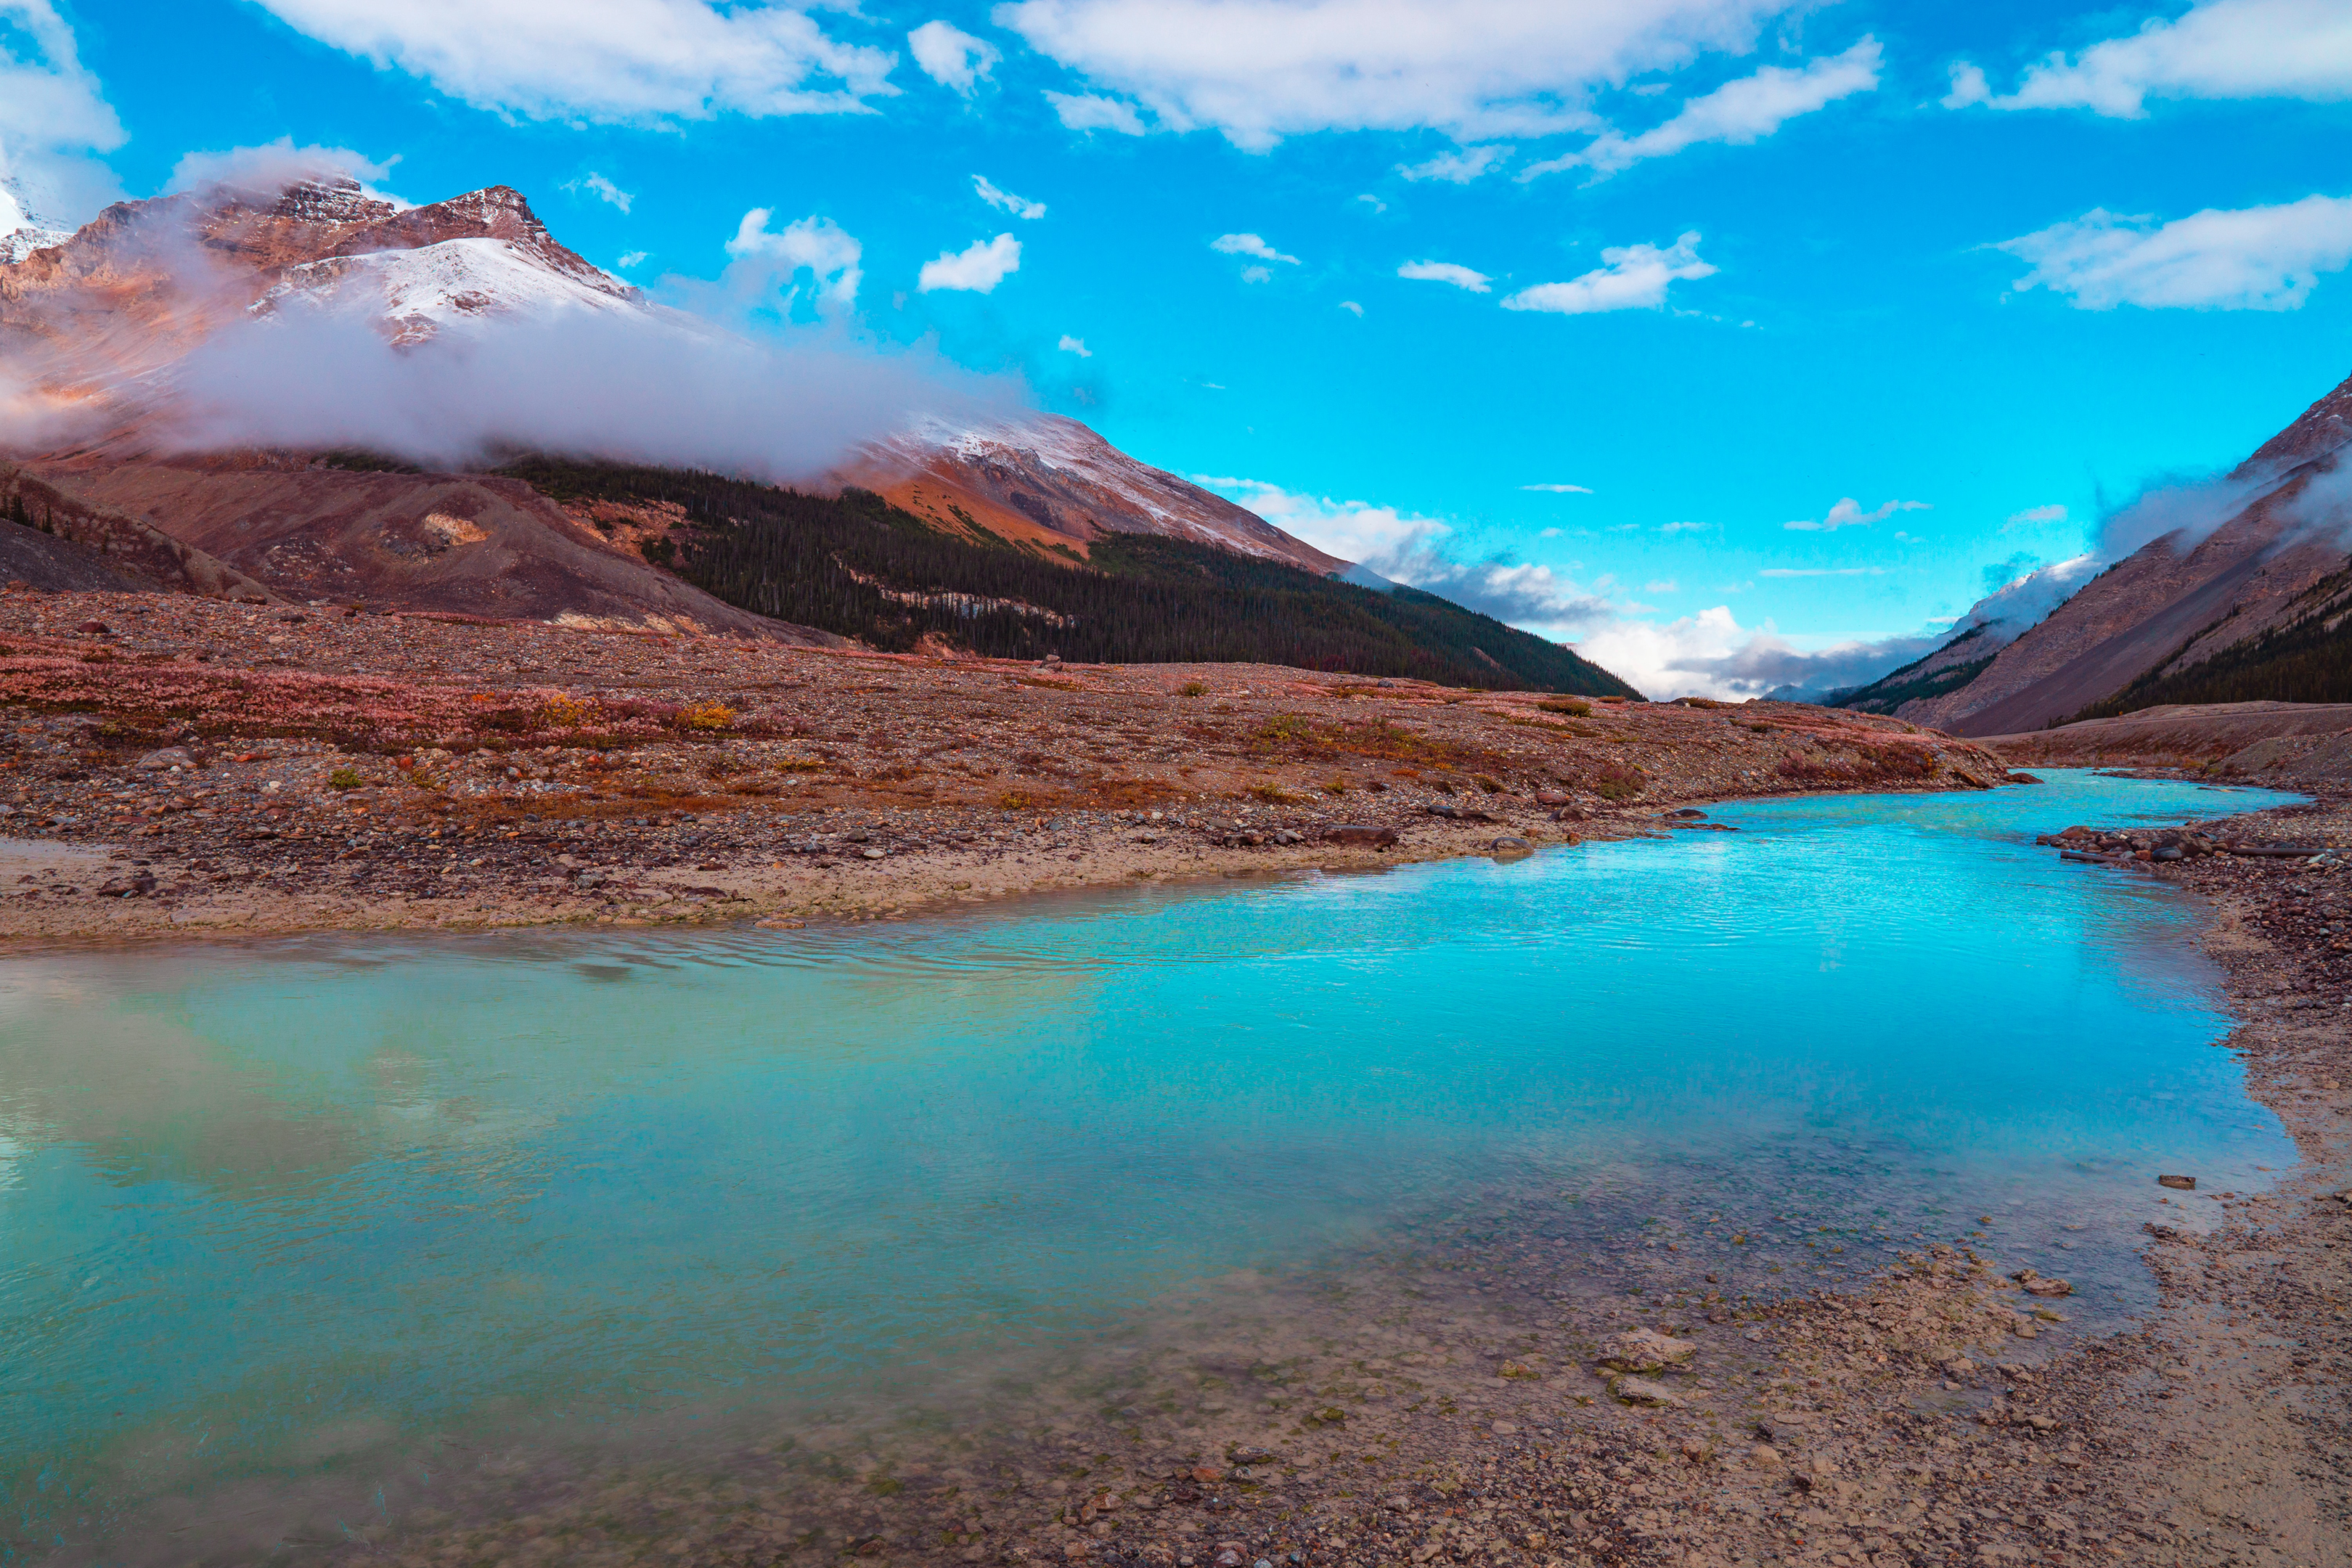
left=0, top=772, right=2303, bottom=1561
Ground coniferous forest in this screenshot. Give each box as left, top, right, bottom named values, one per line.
left=505, top=459, right=1643, bottom=695
left=2066, top=564, right=2352, bottom=721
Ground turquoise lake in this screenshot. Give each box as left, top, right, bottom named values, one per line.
left=0, top=771, right=2306, bottom=1562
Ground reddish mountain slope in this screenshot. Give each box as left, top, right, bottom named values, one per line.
left=1903, top=372, right=2352, bottom=736
left=841, top=416, right=1345, bottom=573
left=4, top=173, right=1357, bottom=637
left=1, top=177, right=825, bottom=636
left=20, top=451, right=828, bottom=638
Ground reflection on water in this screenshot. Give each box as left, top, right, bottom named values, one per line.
left=0, top=772, right=2302, bottom=1562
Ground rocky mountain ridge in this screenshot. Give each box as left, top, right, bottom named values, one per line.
left=1834, top=370, right=2352, bottom=734
left=1, top=173, right=1375, bottom=629
left=840, top=415, right=1345, bottom=575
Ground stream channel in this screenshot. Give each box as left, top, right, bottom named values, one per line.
left=0, top=770, right=2307, bottom=1563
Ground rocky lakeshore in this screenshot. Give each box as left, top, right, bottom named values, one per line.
left=9, top=587, right=2351, bottom=1568
left=298, top=785, right=2348, bottom=1568
left=0, top=588, right=2012, bottom=947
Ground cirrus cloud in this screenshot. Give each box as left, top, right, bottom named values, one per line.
left=245, top=0, right=898, bottom=123
left=997, top=0, right=1804, bottom=150
left=1519, top=37, right=1880, bottom=181
left=726, top=209, right=862, bottom=308
left=1398, top=259, right=1492, bottom=291
left=1948, top=0, right=2352, bottom=118
left=1397, top=144, right=1509, bottom=183
left=0, top=0, right=125, bottom=223
left=1783, top=497, right=1930, bottom=531
left=1502, top=231, right=1715, bottom=314
left=918, top=232, right=1022, bottom=293
left=1212, top=232, right=1300, bottom=264
left=909, top=19, right=1000, bottom=94
left=1045, top=89, right=1147, bottom=134
left=973, top=173, right=1046, bottom=219
left=1998, top=195, right=2352, bottom=311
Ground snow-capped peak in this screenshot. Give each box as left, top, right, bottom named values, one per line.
left=0, top=176, right=71, bottom=266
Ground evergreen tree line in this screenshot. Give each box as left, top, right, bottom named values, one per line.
left=502, top=458, right=1641, bottom=695
left=2065, top=563, right=2352, bottom=722
left=3, top=490, right=55, bottom=534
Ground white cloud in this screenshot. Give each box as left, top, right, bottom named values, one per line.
left=1355, top=193, right=1388, bottom=213
left=1339, top=299, right=1365, bottom=316
left=616, top=250, right=649, bottom=268
left=1046, top=89, right=1148, bottom=134
left=997, top=0, right=1802, bottom=150
left=1212, top=232, right=1300, bottom=264
left=973, top=173, right=1046, bottom=219
left=1998, top=197, right=2352, bottom=311
left=910, top=19, right=1000, bottom=94
left=1058, top=333, right=1092, bottom=356
left=726, top=209, right=862, bottom=307
left=166, top=139, right=403, bottom=202
left=1757, top=565, right=1887, bottom=577
left=1502, top=231, right=1715, bottom=314
left=1520, top=37, right=1880, bottom=180
left=919, top=232, right=1022, bottom=293
left=1645, top=579, right=1678, bottom=593
left=1397, top=144, right=1508, bottom=182
left=1956, top=0, right=2352, bottom=118
left=1201, top=475, right=1622, bottom=632
left=1397, top=259, right=1493, bottom=292
left=0, top=0, right=124, bottom=224
left=247, top=0, right=898, bottom=122
left=1941, top=62, right=1990, bottom=109
left=1659, top=519, right=1710, bottom=533
left=1521, top=482, right=1592, bottom=493
left=565, top=171, right=634, bottom=214
left=1575, top=605, right=1932, bottom=701
left=1783, top=497, right=1930, bottom=531
left=2006, top=502, right=2067, bottom=525
left=1239, top=264, right=1273, bottom=284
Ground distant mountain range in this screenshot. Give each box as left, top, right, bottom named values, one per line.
left=0, top=173, right=1633, bottom=693
left=1831, top=373, right=2352, bottom=734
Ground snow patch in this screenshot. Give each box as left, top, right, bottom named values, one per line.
left=255, top=236, right=643, bottom=344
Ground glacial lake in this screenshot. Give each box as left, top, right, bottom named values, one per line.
left=0, top=771, right=2305, bottom=1563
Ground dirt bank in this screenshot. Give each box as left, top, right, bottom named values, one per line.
left=0, top=588, right=2012, bottom=947
left=1985, top=701, right=2352, bottom=788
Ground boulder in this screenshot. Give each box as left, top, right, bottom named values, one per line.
left=1598, top=1327, right=1696, bottom=1372
left=1609, top=1375, right=1685, bottom=1408
left=1324, top=824, right=1399, bottom=847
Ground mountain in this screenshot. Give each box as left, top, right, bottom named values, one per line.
left=0, top=175, right=819, bottom=635
left=839, top=416, right=1346, bottom=574
left=1830, top=372, right=2352, bottom=735
left=0, top=176, right=70, bottom=266
left=0, top=170, right=1636, bottom=690
left=505, top=456, right=1641, bottom=693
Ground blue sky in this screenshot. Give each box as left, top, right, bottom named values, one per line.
left=7, top=0, right=2352, bottom=695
